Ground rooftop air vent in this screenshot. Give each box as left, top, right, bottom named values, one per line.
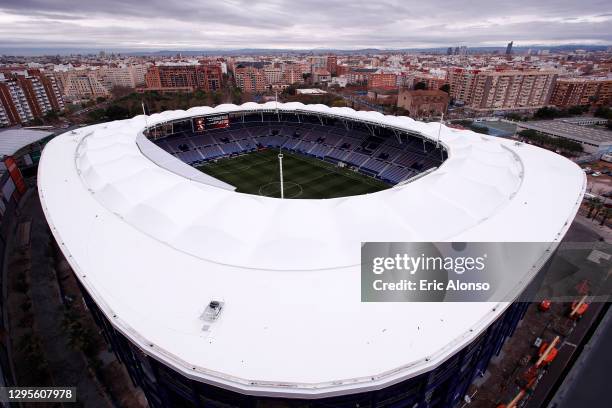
left=202, top=300, right=224, bottom=322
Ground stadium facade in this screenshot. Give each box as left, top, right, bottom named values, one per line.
left=37, top=102, right=585, bottom=407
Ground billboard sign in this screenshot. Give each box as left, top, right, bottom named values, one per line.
left=192, top=114, right=230, bottom=132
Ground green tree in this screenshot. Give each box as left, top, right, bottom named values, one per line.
left=414, top=82, right=427, bottom=90
left=231, top=87, right=242, bottom=105
left=211, top=91, right=222, bottom=106
left=594, top=106, right=612, bottom=119
left=104, top=105, right=130, bottom=121
left=600, top=207, right=610, bottom=226
left=587, top=198, right=602, bottom=218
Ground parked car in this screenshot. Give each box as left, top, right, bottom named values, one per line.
left=592, top=172, right=602, bottom=177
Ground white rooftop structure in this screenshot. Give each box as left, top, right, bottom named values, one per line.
left=296, top=88, right=328, bottom=95
left=0, top=128, right=53, bottom=158
left=38, top=103, right=585, bottom=398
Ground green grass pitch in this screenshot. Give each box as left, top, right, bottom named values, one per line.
left=196, top=149, right=390, bottom=199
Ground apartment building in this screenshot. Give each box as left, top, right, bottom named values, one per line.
left=234, top=66, right=268, bottom=92
left=411, top=73, right=448, bottom=92
left=281, top=65, right=305, bottom=85
left=98, top=64, right=147, bottom=89
left=346, top=68, right=377, bottom=85
left=0, top=103, right=8, bottom=127
left=263, top=66, right=283, bottom=86
left=62, top=72, right=110, bottom=100
left=0, top=79, right=31, bottom=125
left=144, top=64, right=222, bottom=93
left=550, top=76, right=612, bottom=108
left=0, top=70, right=65, bottom=126
left=326, top=56, right=338, bottom=76
left=448, top=68, right=558, bottom=112
left=369, top=73, right=398, bottom=90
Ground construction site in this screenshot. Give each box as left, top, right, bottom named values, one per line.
left=467, top=221, right=611, bottom=408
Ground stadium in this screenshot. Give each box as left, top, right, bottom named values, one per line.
left=37, top=102, right=585, bottom=407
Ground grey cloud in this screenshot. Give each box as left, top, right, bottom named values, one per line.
left=0, top=0, right=611, bottom=51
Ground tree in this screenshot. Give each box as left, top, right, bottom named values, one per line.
left=211, top=91, right=222, bottom=106
left=104, top=105, right=130, bottom=121
left=594, top=106, right=612, bottom=119
left=534, top=106, right=562, bottom=119
left=44, top=110, right=58, bottom=121
left=439, top=84, right=450, bottom=94
left=28, top=118, right=44, bottom=126
left=414, top=81, right=427, bottom=90
left=231, top=87, right=242, bottom=105
left=600, top=207, right=610, bottom=226
left=587, top=198, right=601, bottom=218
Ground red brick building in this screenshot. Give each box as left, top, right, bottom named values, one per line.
left=397, top=89, right=449, bottom=118
left=368, top=73, right=398, bottom=90
left=0, top=70, right=65, bottom=127
left=144, top=64, right=222, bottom=93
left=550, top=77, right=612, bottom=108
left=234, top=66, right=267, bottom=93
left=326, top=56, right=338, bottom=76
left=412, top=73, right=447, bottom=92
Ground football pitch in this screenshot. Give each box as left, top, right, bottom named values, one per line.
left=196, top=149, right=390, bottom=199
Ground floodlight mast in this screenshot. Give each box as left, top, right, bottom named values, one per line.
left=436, top=111, right=444, bottom=148
left=278, top=151, right=284, bottom=199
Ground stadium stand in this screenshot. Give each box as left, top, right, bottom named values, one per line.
left=151, top=113, right=445, bottom=185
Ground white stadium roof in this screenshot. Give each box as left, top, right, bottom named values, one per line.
left=38, top=102, right=585, bottom=398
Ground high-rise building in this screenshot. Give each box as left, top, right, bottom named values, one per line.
left=506, top=41, right=514, bottom=55
left=281, top=65, right=305, bottom=85
left=263, top=66, right=283, bottom=86
left=62, top=72, right=110, bottom=101
left=0, top=70, right=65, bottom=127
left=550, top=76, right=612, bottom=108
left=98, top=64, right=148, bottom=89
left=0, top=103, right=8, bottom=127
left=448, top=68, right=558, bottom=112
left=144, top=64, right=222, bottom=93
left=233, top=66, right=267, bottom=92
left=326, top=56, right=338, bottom=76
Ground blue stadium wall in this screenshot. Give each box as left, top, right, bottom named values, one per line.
left=80, top=283, right=529, bottom=408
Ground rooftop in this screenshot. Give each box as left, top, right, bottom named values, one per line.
left=0, top=128, right=53, bottom=158
left=38, top=103, right=585, bottom=398
left=518, top=119, right=612, bottom=145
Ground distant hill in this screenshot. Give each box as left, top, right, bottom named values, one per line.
left=1, top=44, right=609, bottom=57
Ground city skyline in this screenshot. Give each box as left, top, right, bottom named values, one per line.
left=1, top=0, right=612, bottom=55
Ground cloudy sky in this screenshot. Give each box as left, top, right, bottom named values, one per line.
left=1, top=0, right=611, bottom=53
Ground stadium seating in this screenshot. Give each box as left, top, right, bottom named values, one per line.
left=154, top=119, right=443, bottom=185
